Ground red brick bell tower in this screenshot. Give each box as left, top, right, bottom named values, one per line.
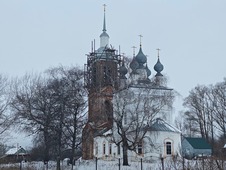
left=82, top=6, right=122, bottom=159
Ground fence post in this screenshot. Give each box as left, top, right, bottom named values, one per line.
left=141, top=158, right=143, bottom=170
left=182, top=155, right=185, bottom=170
left=20, top=160, right=22, bottom=170
left=202, top=153, right=204, bottom=170
left=95, top=157, right=98, bottom=170
left=161, top=157, right=164, bottom=170
left=119, top=158, right=121, bottom=170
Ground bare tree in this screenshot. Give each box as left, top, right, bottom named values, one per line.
left=183, top=85, right=213, bottom=141
left=10, top=73, right=58, bottom=168
left=10, top=66, right=87, bottom=170
left=211, top=79, right=226, bottom=139
left=183, top=80, right=226, bottom=160
left=112, top=85, right=174, bottom=165
left=174, top=111, right=188, bottom=134
left=46, top=66, right=87, bottom=170
left=208, top=79, right=226, bottom=158
left=0, top=74, right=12, bottom=138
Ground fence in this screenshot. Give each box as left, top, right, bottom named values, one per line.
left=0, top=156, right=225, bottom=170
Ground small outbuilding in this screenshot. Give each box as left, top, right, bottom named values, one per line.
left=182, top=137, right=212, bottom=159
left=0, top=146, right=29, bottom=163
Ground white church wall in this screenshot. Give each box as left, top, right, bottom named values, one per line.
left=126, top=130, right=181, bottom=161
left=94, top=129, right=181, bottom=161
left=94, top=136, right=121, bottom=160
left=147, top=131, right=181, bottom=158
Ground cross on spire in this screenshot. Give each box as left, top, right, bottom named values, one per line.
left=156, top=48, right=161, bottom=58
left=132, top=46, right=137, bottom=57
left=138, top=35, right=143, bottom=47
left=103, top=4, right=106, bottom=12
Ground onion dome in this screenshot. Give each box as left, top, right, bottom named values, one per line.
left=154, top=57, right=164, bottom=76
left=135, top=47, right=147, bottom=67
left=100, top=31, right=109, bottom=38
left=119, top=62, right=128, bottom=79
left=129, top=57, right=139, bottom=71
left=145, top=64, right=151, bottom=77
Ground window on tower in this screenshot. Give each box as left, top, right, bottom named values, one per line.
left=103, top=66, right=112, bottom=85
left=103, top=66, right=107, bottom=84
left=105, top=100, right=113, bottom=122
left=107, top=68, right=111, bottom=84
left=92, top=67, right=96, bottom=85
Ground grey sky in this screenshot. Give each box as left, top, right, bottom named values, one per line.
left=0, top=1, right=226, bottom=113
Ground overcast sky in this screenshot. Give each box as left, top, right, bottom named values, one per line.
left=1, top=0, right=226, bottom=146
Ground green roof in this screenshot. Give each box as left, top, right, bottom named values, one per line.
left=185, top=137, right=211, bottom=149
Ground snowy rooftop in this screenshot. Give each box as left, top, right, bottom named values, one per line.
left=6, top=148, right=18, bottom=155
left=6, top=147, right=27, bottom=155
left=150, top=118, right=181, bottom=133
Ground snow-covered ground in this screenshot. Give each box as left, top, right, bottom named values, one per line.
left=0, top=160, right=154, bottom=170
left=0, top=157, right=221, bottom=170
left=0, top=159, right=172, bottom=170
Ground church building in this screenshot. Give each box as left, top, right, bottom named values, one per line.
left=82, top=7, right=181, bottom=161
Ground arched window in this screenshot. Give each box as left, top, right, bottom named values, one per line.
left=105, top=100, right=113, bottom=122
left=138, top=141, right=143, bottom=155
left=107, top=68, right=111, bottom=84
left=92, top=67, right=97, bottom=85
left=109, top=143, right=112, bottom=155
left=103, top=65, right=112, bottom=85
left=117, top=144, right=121, bottom=155
left=103, top=142, right=106, bottom=155
left=166, top=142, right=172, bottom=155
left=95, top=143, right=98, bottom=155
left=103, top=66, right=107, bottom=84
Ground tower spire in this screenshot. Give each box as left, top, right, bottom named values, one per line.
left=103, top=4, right=107, bottom=32
left=99, top=4, right=109, bottom=47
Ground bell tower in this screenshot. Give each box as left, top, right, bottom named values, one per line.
left=82, top=5, right=122, bottom=159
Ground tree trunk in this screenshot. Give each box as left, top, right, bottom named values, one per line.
left=122, top=142, right=129, bottom=166
left=56, top=157, right=60, bottom=170
left=71, top=111, right=77, bottom=170
left=57, top=102, right=65, bottom=170
left=44, top=129, right=50, bottom=169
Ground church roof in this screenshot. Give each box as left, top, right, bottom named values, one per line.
left=6, top=147, right=27, bottom=155
left=184, top=137, right=211, bottom=149
left=150, top=118, right=181, bottom=133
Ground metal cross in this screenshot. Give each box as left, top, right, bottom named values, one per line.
left=156, top=48, right=161, bottom=57
left=138, top=35, right=143, bottom=46
left=103, top=4, right=106, bottom=12
left=132, top=46, right=137, bottom=57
